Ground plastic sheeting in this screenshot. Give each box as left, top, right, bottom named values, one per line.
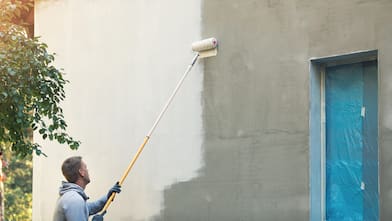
left=325, top=61, right=378, bottom=221
left=362, top=61, right=379, bottom=221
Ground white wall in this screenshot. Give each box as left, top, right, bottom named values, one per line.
left=33, top=1, right=203, bottom=220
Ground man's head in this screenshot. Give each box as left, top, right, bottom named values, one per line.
left=61, top=156, right=90, bottom=188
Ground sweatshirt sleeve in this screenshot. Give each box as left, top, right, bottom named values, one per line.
left=87, top=195, right=107, bottom=215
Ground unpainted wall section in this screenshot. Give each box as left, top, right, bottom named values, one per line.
left=33, top=0, right=203, bottom=220
left=157, top=0, right=392, bottom=221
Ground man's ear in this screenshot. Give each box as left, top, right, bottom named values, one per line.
left=78, top=168, right=85, bottom=177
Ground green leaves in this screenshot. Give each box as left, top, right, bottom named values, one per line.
left=2, top=146, right=33, bottom=220
left=0, top=0, right=80, bottom=157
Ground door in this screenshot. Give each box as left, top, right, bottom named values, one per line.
left=325, top=61, right=378, bottom=221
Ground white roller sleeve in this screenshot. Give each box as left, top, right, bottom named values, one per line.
left=191, top=38, right=218, bottom=52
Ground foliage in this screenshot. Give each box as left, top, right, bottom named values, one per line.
left=0, top=0, right=80, bottom=157
left=2, top=148, right=32, bottom=221
left=0, top=1, right=31, bottom=23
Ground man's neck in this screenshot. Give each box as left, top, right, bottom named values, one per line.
left=74, top=180, right=86, bottom=190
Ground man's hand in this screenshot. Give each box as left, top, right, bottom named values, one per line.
left=107, top=182, right=121, bottom=199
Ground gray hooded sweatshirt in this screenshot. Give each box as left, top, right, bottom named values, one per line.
left=53, top=181, right=107, bottom=221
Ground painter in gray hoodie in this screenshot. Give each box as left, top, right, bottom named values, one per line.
left=53, top=156, right=121, bottom=221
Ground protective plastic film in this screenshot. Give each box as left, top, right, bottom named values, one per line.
left=362, top=61, right=379, bottom=221
left=325, top=61, right=378, bottom=221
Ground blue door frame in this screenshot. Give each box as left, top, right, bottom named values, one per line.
left=310, top=53, right=378, bottom=221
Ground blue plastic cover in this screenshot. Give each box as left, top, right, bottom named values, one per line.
left=362, top=61, right=379, bottom=220
left=325, top=61, right=378, bottom=221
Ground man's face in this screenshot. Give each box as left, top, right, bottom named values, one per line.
left=79, top=160, right=91, bottom=185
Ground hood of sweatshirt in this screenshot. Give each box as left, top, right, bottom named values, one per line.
left=59, top=181, right=89, bottom=200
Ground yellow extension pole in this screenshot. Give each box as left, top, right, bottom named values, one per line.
left=100, top=136, right=150, bottom=212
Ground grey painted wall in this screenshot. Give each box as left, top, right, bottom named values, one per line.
left=156, top=0, right=392, bottom=220
left=33, top=0, right=392, bottom=220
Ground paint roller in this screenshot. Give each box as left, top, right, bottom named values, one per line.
left=92, top=38, right=218, bottom=221
left=192, top=37, right=218, bottom=58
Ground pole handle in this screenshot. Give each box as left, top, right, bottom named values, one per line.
left=100, top=136, right=150, bottom=213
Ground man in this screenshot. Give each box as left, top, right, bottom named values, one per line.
left=53, top=156, right=121, bottom=221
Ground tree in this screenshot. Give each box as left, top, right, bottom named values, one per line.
left=0, top=0, right=80, bottom=157
left=2, top=149, right=32, bottom=221
left=1, top=1, right=80, bottom=220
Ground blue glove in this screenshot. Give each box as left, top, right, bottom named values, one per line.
left=92, top=211, right=106, bottom=221
left=107, top=182, right=121, bottom=199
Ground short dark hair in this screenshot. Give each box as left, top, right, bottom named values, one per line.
left=61, top=156, right=82, bottom=183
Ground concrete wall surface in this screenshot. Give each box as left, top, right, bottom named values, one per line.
left=33, top=0, right=392, bottom=220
